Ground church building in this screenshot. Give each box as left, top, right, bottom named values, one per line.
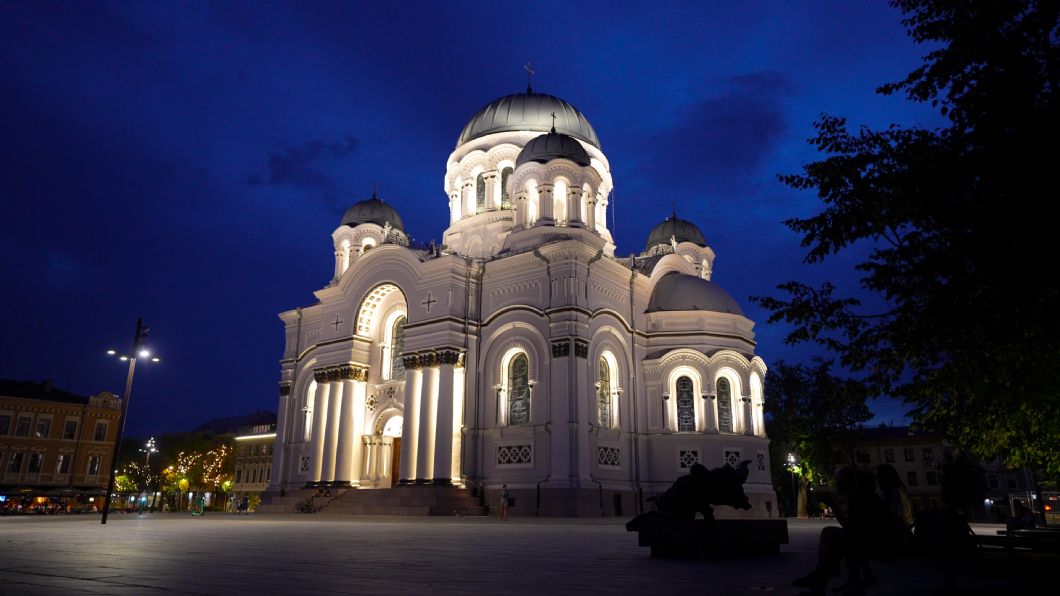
left=266, top=88, right=775, bottom=517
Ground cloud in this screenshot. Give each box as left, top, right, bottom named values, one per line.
left=246, top=136, right=359, bottom=190
left=638, top=72, right=792, bottom=195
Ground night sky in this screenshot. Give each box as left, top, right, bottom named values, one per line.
left=1, top=1, right=940, bottom=436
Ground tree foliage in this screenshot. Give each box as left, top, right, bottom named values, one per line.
left=754, top=1, right=1060, bottom=474
left=765, top=360, right=873, bottom=514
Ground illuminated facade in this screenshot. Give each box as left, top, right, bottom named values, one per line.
left=0, top=379, right=121, bottom=498
left=267, top=90, right=776, bottom=516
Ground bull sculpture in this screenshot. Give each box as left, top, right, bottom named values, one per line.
left=627, top=460, right=788, bottom=558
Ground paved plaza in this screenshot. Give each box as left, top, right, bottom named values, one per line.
left=0, top=514, right=1052, bottom=595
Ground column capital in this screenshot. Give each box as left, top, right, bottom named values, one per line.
left=279, top=383, right=292, bottom=396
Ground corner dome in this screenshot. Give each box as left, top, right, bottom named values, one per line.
left=515, top=131, right=591, bottom=167
left=646, top=214, right=707, bottom=250
left=646, top=272, right=744, bottom=315
left=457, top=92, right=600, bottom=149
left=341, top=196, right=404, bottom=231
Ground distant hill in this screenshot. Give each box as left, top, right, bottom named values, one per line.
left=192, top=410, right=276, bottom=435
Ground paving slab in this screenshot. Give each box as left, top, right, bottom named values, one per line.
left=0, top=514, right=1053, bottom=594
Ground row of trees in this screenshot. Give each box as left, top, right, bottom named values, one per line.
left=114, top=432, right=234, bottom=511
left=756, top=0, right=1060, bottom=507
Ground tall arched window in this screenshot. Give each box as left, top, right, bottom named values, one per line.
left=389, top=316, right=406, bottom=380
left=597, top=357, right=612, bottom=429
left=508, top=353, right=530, bottom=426
left=476, top=173, right=486, bottom=212
left=717, top=377, right=733, bottom=433
left=500, top=167, right=513, bottom=208
left=676, top=376, right=695, bottom=432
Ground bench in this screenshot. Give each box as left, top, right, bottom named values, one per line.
left=626, top=513, right=789, bottom=559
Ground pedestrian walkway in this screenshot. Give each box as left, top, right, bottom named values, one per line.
left=0, top=515, right=1052, bottom=594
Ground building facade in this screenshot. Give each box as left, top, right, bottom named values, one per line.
left=0, top=379, right=121, bottom=499
left=233, top=421, right=276, bottom=510
left=267, top=90, right=776, bottom=516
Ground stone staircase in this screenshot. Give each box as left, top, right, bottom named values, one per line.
left=258, top=486, right=488, bottom=516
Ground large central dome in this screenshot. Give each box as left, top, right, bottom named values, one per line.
left=457, top=92, right=600, bottom=149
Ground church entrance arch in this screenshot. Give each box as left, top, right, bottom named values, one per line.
left=367, top=408, right=403, bottom=488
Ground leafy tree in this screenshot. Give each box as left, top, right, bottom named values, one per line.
left=765, top=360, right=873, bottom=516
left=754, top=1, right=1060, bottom=475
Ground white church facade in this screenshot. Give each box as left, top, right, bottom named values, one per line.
left=266, top=90, right=776, bottom=517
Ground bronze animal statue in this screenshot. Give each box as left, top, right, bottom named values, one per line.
left=629, top=460, right=752, bottom=530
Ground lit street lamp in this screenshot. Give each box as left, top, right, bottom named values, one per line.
left=787, top=453, right=797, bottom=518
left=140, top=437, right=158, bottom=466
left=101, top=317, right=159, bottom=525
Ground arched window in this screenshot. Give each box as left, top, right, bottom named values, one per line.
left=500, top=167, right=513, bottom=208
left=597, top=357, right=612, bottom=429
left=676, top=376, right=695, bottom=432
left=717, top=377, right=733, bottom=433
left=389, top=316, right=406, bottom=380
left=508, top=353, right=530, bottom=426
left=476, top=173, right=486, bottom=212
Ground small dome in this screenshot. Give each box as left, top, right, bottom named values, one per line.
left=646, top=272, right=744, bottom=315
left=458, top=92, right=600, bottom=149
left=645, top=214, right=707, bottom=250
left=341, top=196, right=404, bottom=231
left=515, top=131, right=591, bottom=167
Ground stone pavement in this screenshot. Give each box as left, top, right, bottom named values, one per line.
left=0, top=514, right=1050, bottom=595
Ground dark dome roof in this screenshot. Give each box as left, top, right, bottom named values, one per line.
left=458, top=92, right=600, bottom=149
left=646, top=215, right=707, bottom=250
left=646, top=272, right=744, bottom=315
left=341, top=196, right=404, bottom=231
left=515, top=131, right=592, bottom=167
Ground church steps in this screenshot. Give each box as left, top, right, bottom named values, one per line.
left=316, top=486, right=488, bottom=516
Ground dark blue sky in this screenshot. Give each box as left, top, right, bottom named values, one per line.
left=0, top=1, right=938, bottom=435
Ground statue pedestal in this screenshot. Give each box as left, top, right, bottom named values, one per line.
left=626, top=512, right=788, bottom=558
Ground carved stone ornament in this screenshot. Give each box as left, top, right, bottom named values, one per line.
left=552, top=341, right=570, bottom=358
left=326, top=368, right=344, bottom=382
left=313, top=369, right=329, bottom=383
left=574, top=340, right=589, bottom=359
left=418, top=352, right=438, bottom=368
left=279, top=384, right=292, bottom=396
left=437, top=349, right=462, bottom=366
left=402, top=355, right=421, bottom=370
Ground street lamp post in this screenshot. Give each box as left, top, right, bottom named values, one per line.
left=140, top=437, right=158, bottom=512
left=787, top=453, right=797, bottom=518
left=101, top=317, right=159, bottom=525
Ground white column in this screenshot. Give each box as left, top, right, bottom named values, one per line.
left=661, top=392, right=671, bottom=432
left=463, top=180, right=475, bottom=217
left=268, top=388, right=289, bottom=491
left=432, top=360, right=456, bottom=484
left=449, top=191, right=461, bottom=223
left=309, top=378, right=330, bottom=484
left=364, top=436, right=377, bottom=483
left=398, top=367, right=422, bottom=484
left=514, top=193, right=527, bottom=229
left=333, top=250, right=344, bottom=281
left=538, top=184, right=555, bottom=224
left=705, top=394, right=719, bottom=433
left=367, top=438, right=379, bottom=481
left=742, top=396, right=754, bottom=436
left=416, top=365, right=439, bottom=482
left=586, top=197, right=597, bottom=231
left=321, top=380, right=343, bottom=483
left=334, top=378, right=360, bottom=485
left=484, top=174, right=498, bottom=210
left=350, top=380, right=367, bottom=484
left=567, top=186, right=580, bottom=226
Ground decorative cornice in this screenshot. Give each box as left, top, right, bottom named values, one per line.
left=312, top=363, right=370, bottom=383
left=401, top=348, right=467, bottom=370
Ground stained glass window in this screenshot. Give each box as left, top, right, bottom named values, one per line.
left=390, top=316, right=406, bottom=379
left=676, top=376, right=695, bottom=432
left=500, top=167, right=513, bottom=208
left=476, top=173, right=486, bottom=212
left=508, top=354, right=530, bottom=426
left=597, top=358, right=612, bottom=429
left=717, top=377, right=733, bottom=433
